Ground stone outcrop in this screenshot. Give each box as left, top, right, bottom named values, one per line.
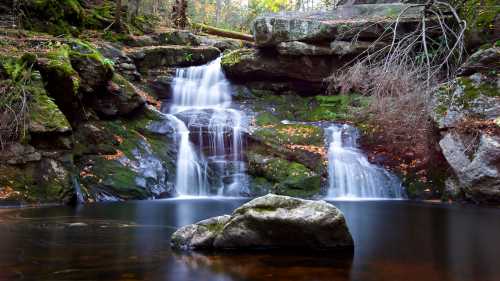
left=171, top=194, right=353, bottom=250
left=222, top=4, right=428, bottom=93
left=127, top=46, right=220, bottom=73
left=221, top=48, right=343, bottom=93
left=252, top=4, right=424, bottom=47
left=432, top=46, right=500, bottom=204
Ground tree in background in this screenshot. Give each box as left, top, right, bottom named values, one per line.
left=172, top=0, right=188, bottom=28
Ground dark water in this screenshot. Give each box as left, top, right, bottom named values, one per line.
left=0, top=199, right=499, bottom=281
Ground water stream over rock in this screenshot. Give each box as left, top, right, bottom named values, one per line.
left=326, top=124, right=405, bottom=199
left=165, top=57, right=249, bottom=196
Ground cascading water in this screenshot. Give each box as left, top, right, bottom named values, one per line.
left=165, top=57, right=249, bottom=196
left=326, top=124, right=405, bottom=199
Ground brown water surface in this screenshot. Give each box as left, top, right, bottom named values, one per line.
left=0, top=199, right=499, bottom=281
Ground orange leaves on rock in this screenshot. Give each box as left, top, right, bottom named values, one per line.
left=102, top=149, right=125, bottom=161
left=285, top=144, right=326, bottom=157
left=0, top=186, right=20, bottom=199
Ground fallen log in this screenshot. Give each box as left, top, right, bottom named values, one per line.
left=192, top=23, right=254, bottom=42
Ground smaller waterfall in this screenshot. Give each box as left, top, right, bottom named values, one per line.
left=326, top=124, right=405, bottom=199
left=166, top=114, right=208, bottom=195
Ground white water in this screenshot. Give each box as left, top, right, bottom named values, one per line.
left=165, top=57, right=249, bottom=196
left=326, top=124, right=405, bottom=199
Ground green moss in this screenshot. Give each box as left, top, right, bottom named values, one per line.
left=81, top=158, right=150, bottom=200
left=255, top=112, right=280, bottom=126
left=221, top=48, right=253, bottom=67
left=204, top=221, right=226, bottom=233
left=0, top=162, right=72, bottom=203
left=28, top=82, right=71, bottom=132
left=45, top=45, right=80, bottom=93
left=436, top=76, right=499, bottom=116
left=20, top=0, right=84, bottom=35
left=247, top=153, right=321, bottom=198
left=68, top=39, right=114, bottom=72
left=253, top=124, right=324, bottom=146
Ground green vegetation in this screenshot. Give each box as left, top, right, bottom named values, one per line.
left=253, top=124, right=324, bottom=146
left=221, top=49, right=253, bottom=67
left=247, top=152, right=321, bottom=198
left=436, top=75, right=499, bottom=116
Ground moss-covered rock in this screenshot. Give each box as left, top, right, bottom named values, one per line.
left=19, top=0, right=84, bottom=36
left=157, top=30, right=200, bottom=46
left=253, top=124, right=324, bottom=147
left=36, top=45, right=83, bottom=123
left=28, top=82, right=71, bottom=134
left=76, top=108, right=176, bottom=201
left=91, top=73, right=145, bottom=117
left=432, top=73, right=499, bottom=129
left=68, top=40, right=114, bottom=94
left=127, top=45, right=220, bottom=73
left=247, top=152, right=321, bottom=198
left=0, top=157, right=74, bottom=204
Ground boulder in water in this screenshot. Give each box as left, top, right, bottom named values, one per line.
left=171, top=194, right=354, bottom=250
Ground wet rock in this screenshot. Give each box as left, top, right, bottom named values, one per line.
left=150, top=75, right=174, bottom=100
left=253, top=4, right=424, bottom=47
left=92, top=74, right=146, bottom=117
left=171, top=194, right=353, bottom=250
left=128, top=46, right=220, bottom=73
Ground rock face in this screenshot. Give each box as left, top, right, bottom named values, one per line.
left=127, top=46, right=220, bottom=73
left=252, top=4, right=424, bottom=47
left=222, top=4, right=427, bottom=93
left=221, top=48, right=343, bottom=93
left=439, top=133, right=500, bottom=203
left=432, top=46, right=500, bottom=204
left=171, top=194, right=353, bottom=250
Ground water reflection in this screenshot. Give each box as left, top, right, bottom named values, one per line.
left=0, top=200, right=499, bottom=281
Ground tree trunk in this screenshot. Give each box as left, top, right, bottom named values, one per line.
left=114, top=0, right=124, bottom=32
left=215, top=0, right=221, bottom=24
left=192, top=23, right=253, bottom=41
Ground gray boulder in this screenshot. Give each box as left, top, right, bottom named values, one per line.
left=252, top=4, right=424, bottom=47
left=440, top=133, right=500, bottom=204
left=171, top=194, right=353, bottom=250
left=431, top=73, right=499, bottom=129
left=458, top=46, right=500, bottom=76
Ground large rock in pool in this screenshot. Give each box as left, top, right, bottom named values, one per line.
left=252, top=4, right=424, bottom=47
left=171, top=194, right=354, bottom=250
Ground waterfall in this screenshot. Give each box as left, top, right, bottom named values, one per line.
left=165, top=57, right=249, bottom=196
left=326, top=124, right=405, bottom=199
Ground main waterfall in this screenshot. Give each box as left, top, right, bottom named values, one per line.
left=326, top=124, right=405, bottom=199
left=165, top=57, right=249, bottom=196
